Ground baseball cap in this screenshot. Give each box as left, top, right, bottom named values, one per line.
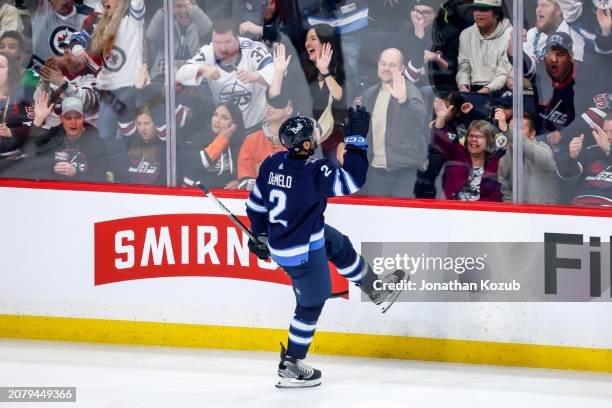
left=61, top=97, right=84, bottom=115
left=471, top=0, right=502, bottom=7
left=495, top=90, right=513, bottom=107
left=412, top=0, right=440, bottom=10
left=546, top=31, right=573, bottom=55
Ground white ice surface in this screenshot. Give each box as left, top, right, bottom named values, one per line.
left=0, top=339, right=611, bottom=408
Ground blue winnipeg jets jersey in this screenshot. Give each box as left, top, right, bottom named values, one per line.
left=246, top=150, right=368, bottom=266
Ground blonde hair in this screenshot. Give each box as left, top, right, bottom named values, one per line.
left=90, top=0, right=129, bottom=56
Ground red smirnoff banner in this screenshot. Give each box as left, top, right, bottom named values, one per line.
left=94, top=214, right=349, bottom=296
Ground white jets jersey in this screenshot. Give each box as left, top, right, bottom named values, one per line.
left=33, top=72, right=99, bottom=128
left=32, top=0, right=93, bottom=64
left=96, top=0, right=145, bottom=91
left=523, top=20, right=585, bottom=69
left=176, top=37, right=275, bottom=131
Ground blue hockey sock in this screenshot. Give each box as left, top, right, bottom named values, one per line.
left=324, top=225, right=365, bottom=285
left=336, top=253, right=366, bottom=285
left=286, top=303, right=324, bottom=360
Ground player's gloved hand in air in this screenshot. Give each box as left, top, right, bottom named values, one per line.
left=248, top=232, right=270, bottom=260
left=343, top=105, right=370, bottom=150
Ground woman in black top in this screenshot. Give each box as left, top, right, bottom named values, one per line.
left=178, top=101, right=246, bottom=189
left=302, top=24, right=346, bottom=164
left=118, top=105, right=166, bottom=185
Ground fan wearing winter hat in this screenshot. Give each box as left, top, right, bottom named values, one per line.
left=397, top=0, right=448, bottom=85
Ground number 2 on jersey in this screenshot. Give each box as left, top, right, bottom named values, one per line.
left=269, top=189, right=288, bottom=227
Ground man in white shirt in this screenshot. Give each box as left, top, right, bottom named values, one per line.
left=31, top=0, right=94, bottom=65
left=176, top=19, right=275, bottom=133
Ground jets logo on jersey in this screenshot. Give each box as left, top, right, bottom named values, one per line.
left=55, top=148, right=88, bottom=173
left=585, top=163, right=612, bottom=188
left=103, top=46, right=127, bottom=73
left=540, top=100, right=569, bottom=126
left=495, top=133, right=508, bottom=149
left=50, top=26, right=78, bottom=56
left=240, top=39, right=255, bottom=49
left=220, top=82, right=251, bottom=112
left=128, top=156, right=160, bottom=184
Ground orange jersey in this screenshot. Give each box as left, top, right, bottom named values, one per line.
left=237, top=129, right=286, bottom=179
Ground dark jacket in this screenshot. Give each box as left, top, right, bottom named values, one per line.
left=117, top=136, right=166, bottom=185
left=27, top=124, right=107, bottom=182
left=177, top=126, right=243, bottom=188
left=432, top=129, right=502, bottom=201
left=363, top=81, right=427, bottom=171
left=0, top=87, right=35, bottom=156
left=556, top=144, right=612, bottom=207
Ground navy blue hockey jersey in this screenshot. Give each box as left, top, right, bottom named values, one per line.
left=246, top=150, right=368, bottom=266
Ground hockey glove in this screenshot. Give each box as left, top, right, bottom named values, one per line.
left=343, top=105, right=370, bottom=140
left=413, top=171, right=437, bottom=199
left=248, top=233, right=270, bottom=261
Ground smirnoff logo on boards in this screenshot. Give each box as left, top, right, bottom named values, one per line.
left=94, top=214, right=349, bottom=296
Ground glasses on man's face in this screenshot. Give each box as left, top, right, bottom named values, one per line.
left=412, top=8, right=435, bottom=17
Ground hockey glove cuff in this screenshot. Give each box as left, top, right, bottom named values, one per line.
left=343, top=135, right=368, bottom=151
left=248, top=233, right=270, bottom=261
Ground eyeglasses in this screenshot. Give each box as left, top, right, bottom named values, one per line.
left=473, top=6, right=492, bottom=12
left=412, top=8, right=435, bottom=16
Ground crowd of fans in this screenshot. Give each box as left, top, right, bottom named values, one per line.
left=0, top=0, right=610, bottom=207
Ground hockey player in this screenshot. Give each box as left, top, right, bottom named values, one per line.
left=245, top=106, right=405, bottom=388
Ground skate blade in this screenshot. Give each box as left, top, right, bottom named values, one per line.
left=378, top=271, right=409, bottom=313
left=380, top=288, right=402, bottom=313
left=276, top=377, right=322, bottom=388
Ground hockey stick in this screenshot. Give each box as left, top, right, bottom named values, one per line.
left=197, top=184, right=258, bottom=242
left=197, top=184, right=349, bottom=299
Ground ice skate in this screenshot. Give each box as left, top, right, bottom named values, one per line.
left=276, top=343, right=322, bottom=388
left=364, top=269, right=407, bottom=313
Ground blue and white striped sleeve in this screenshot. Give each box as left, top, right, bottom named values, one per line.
left=129, top=0, right=145, bottom=21
left=315, top=150, right=369, bottom=198
left=246, top=183, right=267, bottom=213
left=246, top=181, right=268, bottom=236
